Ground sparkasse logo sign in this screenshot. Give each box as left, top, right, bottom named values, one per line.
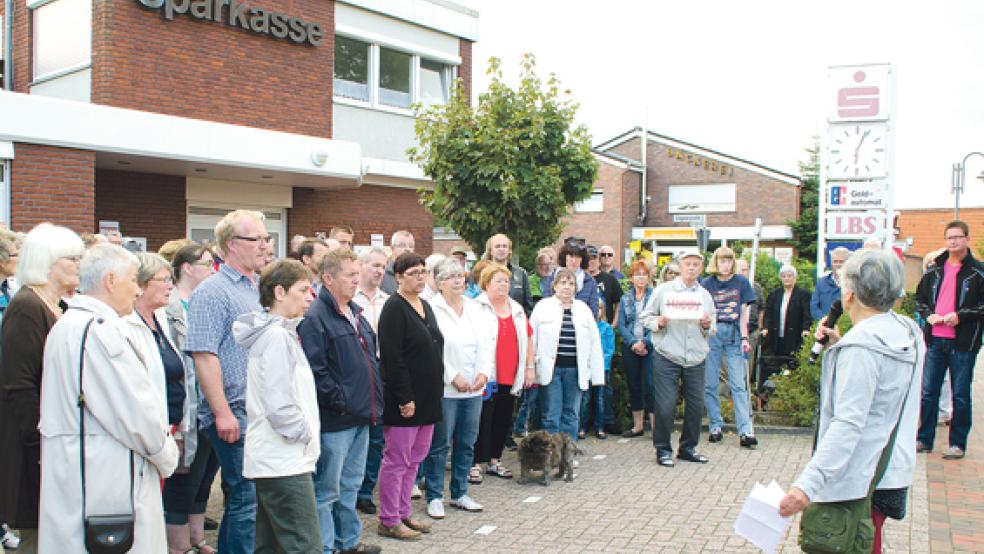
left=136, top=0, right=324, bottom=46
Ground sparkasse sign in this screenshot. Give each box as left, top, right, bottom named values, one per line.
left=137, top=0, right=324, bottom=46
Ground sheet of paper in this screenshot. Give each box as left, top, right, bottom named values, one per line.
left=662, top=291, right=704, bottom=320
left=474, top=525, right=497, bottom=535
left=592, top=454, right=607, bottom=460
left=522, top=496, right=541, bottom=503
left=733, top=481, right=792, bottom=554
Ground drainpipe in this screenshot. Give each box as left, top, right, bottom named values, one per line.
left=636, top=122, right=648, bottom=225
left=3, top=0, right=12, bottom=226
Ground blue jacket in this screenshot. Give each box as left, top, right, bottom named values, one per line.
left=810, top=273, right=841, bottom=320
left=298, top=287, right=383, bottom=432
left=617, top=287, right=654, bottom=351
left=597, top=321, right=615, bottom=372
left=542, top=269, right=600, bottom=318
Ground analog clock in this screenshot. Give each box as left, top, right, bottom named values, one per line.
left=827, top=123, right=888, bottom=179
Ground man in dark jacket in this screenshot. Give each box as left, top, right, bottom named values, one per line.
left=299, top=249, right=384, bottom=554
left=915, top=221, right=984, bottom=460
left=482, top=233, right=532, bottom=313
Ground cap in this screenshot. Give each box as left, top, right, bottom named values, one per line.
left=586, top=245, right=599, bottom=258
left=450, top=246, right=468, bottom=256
left=677, top=249, right=704, bottom=261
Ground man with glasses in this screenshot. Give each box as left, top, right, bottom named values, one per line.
left=810, top=246, right=851, bottom=320
left=598, top=245, right=624, bottom=279
left=915, top=220, right=984, bottom=460
left=185, top=210, right=270, bottom=553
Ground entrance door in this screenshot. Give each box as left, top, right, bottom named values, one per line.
left=187, top=205, right=286, bottom=259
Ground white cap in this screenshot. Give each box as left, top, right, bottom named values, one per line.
left=677, top=249, right=704, bottom=261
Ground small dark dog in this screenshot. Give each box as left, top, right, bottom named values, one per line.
left=516, top=430, right=579, bottom=485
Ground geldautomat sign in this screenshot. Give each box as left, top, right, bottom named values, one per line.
left=137, top=0, right=324, bottom=46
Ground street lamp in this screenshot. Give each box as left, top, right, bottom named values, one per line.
left=952, top=152, right=984, bottom=220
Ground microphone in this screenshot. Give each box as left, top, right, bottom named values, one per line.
left=808, top=300, right=843, bottom=363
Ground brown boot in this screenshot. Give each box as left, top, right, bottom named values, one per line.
left=377, top=521, right=421, bottom=541
left=401, top=517, right=432, bottom=534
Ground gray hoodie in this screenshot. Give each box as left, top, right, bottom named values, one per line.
left=793, top=311, right=925, bottom=503
left=639, top=277, right=717, bottom=367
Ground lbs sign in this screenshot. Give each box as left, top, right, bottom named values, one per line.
left=137, top=0, right=324, bottom=46
left=825, top=211, right=884, bottom=239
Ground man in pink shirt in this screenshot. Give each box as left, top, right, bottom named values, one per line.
left=915, top=221, right=984, bottom=460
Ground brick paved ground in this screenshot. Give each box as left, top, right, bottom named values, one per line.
left=201, top=426, right=928, bottom=553
left=925, top=362, right=984, bottom=554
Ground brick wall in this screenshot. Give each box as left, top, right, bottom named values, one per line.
left=608, top=137, right=800, bottom=228
left=898, top=208, right=984, bottom=258
left=458, top=39, right=472, bottom=104
left=95, top=170, right=187, bottom=251
left=560, top=161, right=628, bottom=252
left=90, top=0, right=334, bottom=138
left=9, top=144, right=95, bottom=233
left=289, top=185, right=434, bottom=255
left=2, top=0, right=31, bottom=91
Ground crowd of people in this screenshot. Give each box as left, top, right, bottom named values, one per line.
left=0, top=212, right=977, bottom=553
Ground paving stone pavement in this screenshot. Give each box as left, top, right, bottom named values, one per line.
left=202, top=427, right=929, bottom=553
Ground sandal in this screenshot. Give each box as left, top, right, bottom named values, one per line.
left=468, top=465, right=484, bottom=484
left=194, top=540, right=217, bottom=554
left=485, top=462, right=513, bottom=479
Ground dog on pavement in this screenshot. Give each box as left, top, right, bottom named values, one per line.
left=516, top=430, right=579, bottom=485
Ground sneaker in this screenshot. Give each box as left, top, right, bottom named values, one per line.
left=450, top=495, right=484, bottom=512
left=942, top=446, right=965, bottom=460
left=411, top=484, right=423, bottom=499
left=338, top=543, right=382, bottom=554
left=708, top=430, right=723, bottom=443
left=377, top=521, right=421, bottom=541
left=426, top=498, right=445, bottom=519
left=572, top=459, right=579, bottom=468
left=1, top=526, right=20, bottom=550
left=356, top=498, right=377, bottom=515
left=740, top=434, right=759, bottom=449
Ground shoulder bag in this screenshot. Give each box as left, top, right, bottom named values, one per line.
left=78, top=317, right=136, bottom=554
left=798, top=345, right=918, bottom=554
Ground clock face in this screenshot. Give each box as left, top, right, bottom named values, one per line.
left=827, top=123, right=888, bottom=179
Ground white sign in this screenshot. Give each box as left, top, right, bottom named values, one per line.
left=827, top=181, right=887, bottom=209
left=370, top=233, right=384, bottom=247
left=662, top=291, right=704, bottom=320
left=98, top=220, right=120, bottom=235
left=773, top=248, right=793, bottom=265
left=825, top=210, right=885, bottom=239
left=829, top=64, right=892, bottom=122
left=672, top=214, right=706, bottom=226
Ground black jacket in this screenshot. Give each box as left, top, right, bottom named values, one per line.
left=378, top=294, right=444, bottom=426
left=762, top=286, right=813, bottom=357
left=298, top=287, right=383, bottom=432
left=916, top=250, right=984, bottom=352
left=507, top=262, right=532, bottom=314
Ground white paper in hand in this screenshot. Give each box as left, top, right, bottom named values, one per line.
left=733, top=481, right=792, bottom=554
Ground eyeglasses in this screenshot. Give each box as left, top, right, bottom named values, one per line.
left=148, top=276, right=174, bottom=284
left=234, top=235, right=273, bottom=244
left=61, top=255, right=83, bottom=263
left=403, top=269, right=430, bottom=278
left=599, top=252, right=614, bottom=258
left=945, top=235, right=967, bottom=241
left=193, top=260, right=214, bottom=267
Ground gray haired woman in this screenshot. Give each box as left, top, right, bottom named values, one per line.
left=779, top=249, right=925, bottom=553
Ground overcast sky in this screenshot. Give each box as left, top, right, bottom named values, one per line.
left=465, top=0, right=984, bottom=211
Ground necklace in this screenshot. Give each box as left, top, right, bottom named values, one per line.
left=29, top=285, right=64, bottom=318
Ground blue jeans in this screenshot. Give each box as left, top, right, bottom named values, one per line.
left=512, top=387, right=540, bottom=434
left=357, top=423, right=384, bottom=501
left=704, top=322, right=754, bottom=435
left=579, top=384, right=608, bottom=434
left=313, top=426, right=369, bottom=552
left=917, top=336, right=976, bottom=451
left=423, top=396, right=482, bottom=502
left=541, top=367, right=583, bottom=442
left=202, top=409, right=256, bottom=554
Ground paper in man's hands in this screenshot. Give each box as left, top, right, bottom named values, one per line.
left=734, top=480, right=792, bottom=553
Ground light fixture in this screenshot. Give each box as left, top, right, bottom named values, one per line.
left=117, top=160, right=131, bottom=166
left=311, top=148, right=329, bottom=167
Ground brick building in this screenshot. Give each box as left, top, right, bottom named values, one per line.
left=0, top=0, right=479, bottom=255
left=579, top=128, right=802, bottom=266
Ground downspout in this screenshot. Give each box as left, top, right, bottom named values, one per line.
left=2, top=0, right=13, bottom=226
left=636, top=123, right=648, bottom=225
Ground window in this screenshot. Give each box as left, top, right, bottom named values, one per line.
left=575, top=190, right=604, bottom=213
left=378, top=47, right=411, bottom=108
left=668, top=183, right=736, bottom=213
left=419, top=59, right=450, bottom=107
left=333, top=35, right=370, bottom=101
left=33, top=0, right=91, bottom=80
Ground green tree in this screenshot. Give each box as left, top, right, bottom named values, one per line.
left=788, top=138, right=820, bottom=260
left=408, top=54, right=598, bottom=267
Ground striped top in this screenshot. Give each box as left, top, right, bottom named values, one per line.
left=555, top=308, right=577, bottom=367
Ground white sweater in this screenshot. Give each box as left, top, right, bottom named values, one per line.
left=430, top=294, right=494, bottom=399
left=529, top=296, right=605, bottom=391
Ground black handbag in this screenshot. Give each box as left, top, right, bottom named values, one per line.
left=78, top=317, right=136, bottom=554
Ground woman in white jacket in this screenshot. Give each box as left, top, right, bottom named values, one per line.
left=39, top=244, right=178, bottom=553
left=421, top=258, right=493, bottom=519
left=233, top=259, right=321, bottom=552
left=530, top=268, right=604, bottom=443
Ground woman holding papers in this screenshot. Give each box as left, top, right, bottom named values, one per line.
left=779, top=249, right=924, bottom=554
left=638, top=251, right=715, bottom=468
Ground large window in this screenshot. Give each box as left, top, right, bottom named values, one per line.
left=668, top=183, right=736, bottom=213
left=334, top=36, right=370, bottom=101
left=378, top=47, right=411, bottom=108
left=33, top=0, right=91, bottom=80
left=575, top=190, right=604, bottom=213
left=333, top=35, right=454, bottom=111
